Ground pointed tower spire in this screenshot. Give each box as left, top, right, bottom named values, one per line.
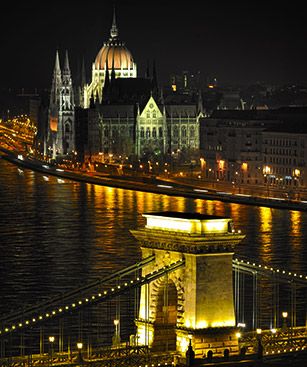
left=197, top=89, right=204, bottom=114
left=50, top=50, right=62, bottom=106
left=110, top=6, right=119, bottom=39
left=53, top=50, right=61, bottom=78
left=159, top=88, right=164, bottom=104
left=63, top=50, right=71, bottom=74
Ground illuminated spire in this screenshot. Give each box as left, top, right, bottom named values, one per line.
left=110, top=6, right=118, bottom=39
left=53, top=50, right=61, bottom=75
left=63, top=50, right=71, bottom=74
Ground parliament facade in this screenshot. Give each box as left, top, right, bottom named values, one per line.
left=39, top=9, right=203, bottom=164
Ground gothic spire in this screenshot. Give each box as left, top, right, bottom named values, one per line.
left=110, top=6, right=118, bottom=39
left=50, top=50, right=62, bottom=106
left=63, top=50, right=71, bottom=74
left=197, top=89, right=204, bottom=114
left=53, top=50, right=61, bottom=77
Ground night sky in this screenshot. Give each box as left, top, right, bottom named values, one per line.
left=1, top=1, right=307, bottom=90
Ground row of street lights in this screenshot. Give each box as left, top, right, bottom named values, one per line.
left=47, top=319, right=121, bottom=362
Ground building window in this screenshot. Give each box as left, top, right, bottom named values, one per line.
left=190, top=126, right=194, bottom=137
left=159, top=127, right=163, bottom=138
left=173, top=126, right=179, bottom=138
left=146, top=127, right=151, bottom=138
left=152, top=127, right=157, bottom=138
left=140, top=127, right=144, bottom=138
left=182, top=126, right=187, bottom=138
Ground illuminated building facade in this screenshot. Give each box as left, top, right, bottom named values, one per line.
left=131, top=211, right=245, bottom=357
left=200, top=108, right=307, bottom=191
left=262, top=128, right=307, bottom=189
left=47, top=50, right=75, bottom=158
left=86, top=92, right=203, bottom=162
left=40, top=8, right=202, bottom=162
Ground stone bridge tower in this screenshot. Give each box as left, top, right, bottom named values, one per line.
left=130, top=211, right=245, bottom=357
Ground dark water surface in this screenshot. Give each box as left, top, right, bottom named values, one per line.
left=0, top=159, right=307, bottom=324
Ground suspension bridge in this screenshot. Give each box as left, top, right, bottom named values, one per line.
left=0, top=211, right=307, bottom=366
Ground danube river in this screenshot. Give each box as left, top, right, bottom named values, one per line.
left=1, top=158, right=307, bottom=327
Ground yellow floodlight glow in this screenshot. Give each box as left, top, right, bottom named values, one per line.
left=202, top=220, right=228, bottom=233
left=137, top=325, right=153, bottom=346
left=178, top=335, right=190, bottom=353
left=146, top=217, right=193, bottom=232
left=211, top=320, right=236, bottom=328
left=196, top=320, right=208, bottom=329
left=144, top=214, right=231, bottom=235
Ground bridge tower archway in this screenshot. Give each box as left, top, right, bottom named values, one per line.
left=131, top=211, right=245, bottom=358
left=152, top=277, right=178, bottom=351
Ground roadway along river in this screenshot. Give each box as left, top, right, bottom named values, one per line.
left=0, top=158, right=307, bottom=328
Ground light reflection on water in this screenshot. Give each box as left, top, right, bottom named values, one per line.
left=1, top=159, right=307, bottom=320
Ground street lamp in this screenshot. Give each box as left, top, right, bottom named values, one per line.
left=112, top=319, right=121, bottom=347
left=256, top=329, right=263, bottom=359
left=76, top=342, right=83, bottom=364
left=282, top=311, right=288, bottom=331
left=263, top=165, right=271, bottom=197
left=48, top=336, right=55, bottom=363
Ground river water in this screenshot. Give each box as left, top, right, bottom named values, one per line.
left=0, top=158, right=307, bottom=330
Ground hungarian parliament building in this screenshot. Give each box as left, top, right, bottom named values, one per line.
left=37, top=10, right=203, bottom=164
left=36, top=9, right=307, bottom=191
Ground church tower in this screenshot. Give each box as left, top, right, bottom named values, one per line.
left=47, top=50, right=75, bottom=159
left=60, top=50, right=75, bottom=155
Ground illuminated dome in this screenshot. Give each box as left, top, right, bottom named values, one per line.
left=94, top=39, right=134, bottom=70
left=94, top=9, right=134, bottom=71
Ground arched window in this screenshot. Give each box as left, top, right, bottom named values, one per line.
left=140, top=127, right=144, bottom=138
left=112, top=128, right=118, bottom=139
left=159, top=127, right=163, bottom=138
left=152, top=127, right=157, bottom=138
left=181, top=126, right=187, bottom=138
left=65, top=124, right=70, bottom=133
left=146, top=127, right=151, bottom=138
left=190, top=126, right=194, bottom=137
left=173, top=126, right=179, bottom=138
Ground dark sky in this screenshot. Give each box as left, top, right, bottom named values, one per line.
left=1, top=1, right=307, bottom=89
